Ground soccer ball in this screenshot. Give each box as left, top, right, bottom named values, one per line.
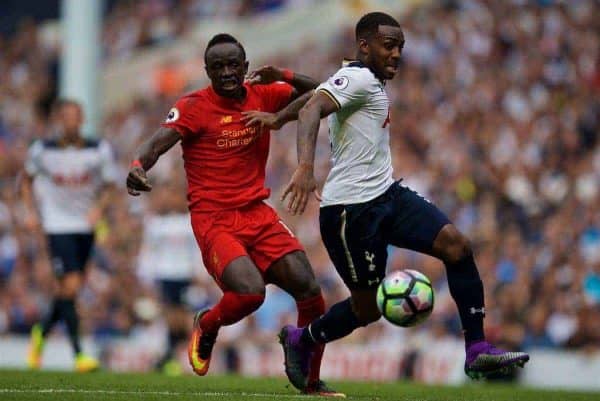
left=376, top=269, right=434, bottom=327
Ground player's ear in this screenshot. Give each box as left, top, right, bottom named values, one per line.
left=243, top=61, right=249, bottom=75
left=358, top=38, right=369, bottom=57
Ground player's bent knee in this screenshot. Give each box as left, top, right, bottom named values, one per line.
left=235, top=282, right=266, bottom=296
left=435, top=225, right=473, bottom=265
left=448, top=236, right=472, bottom=265
left=59, top=273, right=82, bottom=298
left=221, top=257, right=267, bottom=295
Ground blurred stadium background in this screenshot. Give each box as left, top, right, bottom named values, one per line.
left=0, top=0, right=599, bottom=392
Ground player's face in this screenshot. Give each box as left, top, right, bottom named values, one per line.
left=58, top=103, right=83, bottom=137
left=205, top=43, right=249, bottom=98
left=365, top=25, right=404, bottom=80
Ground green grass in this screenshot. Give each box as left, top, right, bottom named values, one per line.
left=0, top=370, right=597, bottom=401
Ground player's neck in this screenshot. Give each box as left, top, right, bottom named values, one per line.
left=355, top=54, right=385, bottom=84
left=59, top=132, right=83, bottom=147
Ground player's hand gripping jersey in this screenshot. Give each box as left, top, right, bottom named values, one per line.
left=317, top=62, right=394, bottom=206
left=162, top=82, right=293, bottom=212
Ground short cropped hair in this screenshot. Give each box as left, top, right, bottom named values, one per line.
left=204, top=33, right=246, bottom=62
left=355, top=12, right=400, bottom=40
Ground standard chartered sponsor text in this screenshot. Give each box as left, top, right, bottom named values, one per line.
left=217, top=126, right=261, bottom=148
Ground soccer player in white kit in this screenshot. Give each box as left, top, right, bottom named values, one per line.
left=137, top=183, right=202, bottom=375
left=247, top=12, right=529, bottom=391
left=22, top=99, right=116, bottom=372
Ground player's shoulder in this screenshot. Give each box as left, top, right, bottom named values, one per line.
left=174, top=87, right=210, bottom=108
left=177, top=87, right=209, bottom=103
left=326, top=61, right=379, bottom=93
left=26, top=139, right=47, bottom=158
left=165, top=87, right=210, bottom=124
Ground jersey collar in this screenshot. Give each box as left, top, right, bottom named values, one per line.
left=342, top=59, right=386, bottom=86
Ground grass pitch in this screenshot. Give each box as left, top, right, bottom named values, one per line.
left=0, top=370, right=597, bottom=401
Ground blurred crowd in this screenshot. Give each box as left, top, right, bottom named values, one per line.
left=103, top=0, right=317, bottom=60
left=0, top=0, right=599, bottom=366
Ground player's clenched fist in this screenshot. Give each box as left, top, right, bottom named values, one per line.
left=127, top=165, right=152, bottom=196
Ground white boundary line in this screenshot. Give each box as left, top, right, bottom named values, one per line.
left=0, top=388, right=311, bottom=398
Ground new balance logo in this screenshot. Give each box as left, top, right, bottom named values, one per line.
left=220, top=115, right=233, bottom=124
left=470, top=307, right=485, bottom=315
left=365, top=252, right=376, bottom=271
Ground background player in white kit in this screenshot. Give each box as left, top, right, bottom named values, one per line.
left=22, top=99, right=116, bottom=372
left=137, top=181, right=203, bottom=375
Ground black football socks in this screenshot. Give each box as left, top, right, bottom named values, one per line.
left=41, top=298, right=61, bottom=336
left=41, top=298, right=82, bottom=354
left=300, top=298, right=363, bottom=345
left=60, top=298, right=82, bottom=354
left=445, top=253, right=485, bottom=343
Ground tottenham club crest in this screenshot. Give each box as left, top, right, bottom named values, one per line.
left=331, top=76, right=349, bottom=90
left=165, top=107, right=179, bottom=123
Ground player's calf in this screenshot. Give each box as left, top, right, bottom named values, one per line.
left=350, top=295, right=381, bottom=325
left=188, top=292, right=264, bottom=376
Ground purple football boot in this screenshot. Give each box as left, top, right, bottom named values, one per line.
left=465, top=341, right=530, bottom=379
left=278, top=325, right=312, bottom=391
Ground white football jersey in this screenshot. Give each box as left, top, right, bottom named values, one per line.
left=317, top=62, right=394, bottom=206
left=25, top=139, right=117, bottom=234
left=137, top=213, right=202, bottom=281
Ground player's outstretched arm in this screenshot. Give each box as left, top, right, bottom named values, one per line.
left=282, top=91, right=338, bottom=215
left=127, top=127, right=182, bottom=196
left=247, top=65, right=318, bottom=98
left=241, top=90, right=314, bottom=130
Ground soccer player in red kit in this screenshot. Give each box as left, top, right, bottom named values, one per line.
left=126, top=34, right=342, bottom=397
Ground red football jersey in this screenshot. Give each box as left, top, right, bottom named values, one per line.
left=161, top=82, right=293, bottom=212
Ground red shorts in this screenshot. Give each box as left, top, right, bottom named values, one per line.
left=191, top=201, right=303, bottom=288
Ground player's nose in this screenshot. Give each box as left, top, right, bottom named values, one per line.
left=222, top=66, right=236, bottom=76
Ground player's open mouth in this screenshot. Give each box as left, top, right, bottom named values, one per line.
left=221, top=78, right=239, bottom=90
left=385, top=65, right=398, bottom=74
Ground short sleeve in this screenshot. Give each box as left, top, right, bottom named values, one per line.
left=98, top=140, right=118, bottom=184
left=259, top=82, right=294, bottom=113
left=317, top=68, right=370, bottom=109
left=160, top=97, right=203, bottom=136
left=25, top=140, right=43, bottom=177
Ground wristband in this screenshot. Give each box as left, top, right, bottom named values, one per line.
left=130, top=159, right=143, bottom=169
left=282, top=69, right=294, bottom=82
